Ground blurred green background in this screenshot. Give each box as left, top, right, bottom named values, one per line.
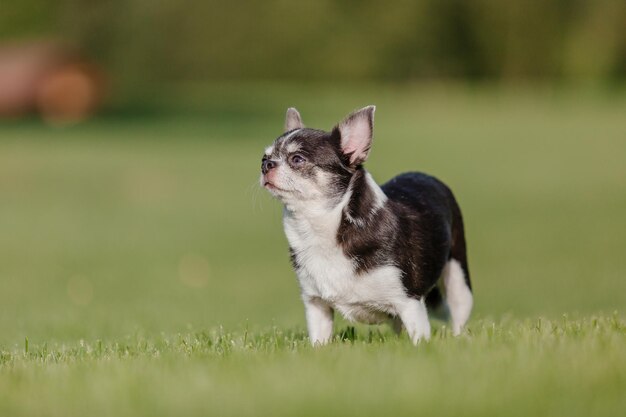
left=2, top=0, right=626, bottom=104
left=1, top=1, right=625, bottom=348
left=2, top=85, right=625, bottom=348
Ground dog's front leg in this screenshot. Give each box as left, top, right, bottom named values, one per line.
left=303, top=296, right=334, bottom=346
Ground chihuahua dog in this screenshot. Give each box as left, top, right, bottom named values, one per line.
left=260, top=106, right=473, bottom=345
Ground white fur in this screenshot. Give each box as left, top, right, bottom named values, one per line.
left=285, top=141, right=302, bottom=154
left=304, top=297, right=334, bottom=345
left=442, top=259, right=473, bottom=335
left=282, top=128, right=301, bottom=142
left=397, top=297, right=431, bottom=344
left=283, top=173, right=430, bottom=345
left=365, top=171, right=387, bottom=212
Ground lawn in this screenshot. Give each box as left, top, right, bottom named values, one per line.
left=1, top=84, right=625, bottom=416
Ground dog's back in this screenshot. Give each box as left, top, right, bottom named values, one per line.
left=383, top=172, right=472, bottom=333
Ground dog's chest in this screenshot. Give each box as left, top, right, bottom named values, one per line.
left=284, top=213, right=406, bottom=323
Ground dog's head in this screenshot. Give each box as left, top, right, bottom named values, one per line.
left=260, top=106, right=375, bottom=207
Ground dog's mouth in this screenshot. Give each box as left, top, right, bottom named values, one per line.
left=263, top=181, right=285, bottom=192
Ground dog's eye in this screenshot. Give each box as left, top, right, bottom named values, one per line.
left=291, top=154, right=306, bottom=165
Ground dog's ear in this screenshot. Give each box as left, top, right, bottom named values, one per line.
left=284, top=107, right=304, bottom=132
left=335, top=105, right=375, bottom=166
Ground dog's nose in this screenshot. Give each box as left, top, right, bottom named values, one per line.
left=262, top=159, right=277, bottom=174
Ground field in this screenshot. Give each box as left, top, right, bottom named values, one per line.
left=1, top=84, right=625, bottom=416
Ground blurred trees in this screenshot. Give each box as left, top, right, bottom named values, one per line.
left=2, top=0, right=625, bottom=92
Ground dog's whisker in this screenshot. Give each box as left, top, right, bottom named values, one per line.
left=247, top=178, right=264, bottom=212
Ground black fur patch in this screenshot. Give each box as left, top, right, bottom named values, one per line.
left=288, top=246, right=300, bottom=270
left=338, top=172, right=471, bottom=299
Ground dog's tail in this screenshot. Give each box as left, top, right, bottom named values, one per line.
left=449, top=198, right=471, bottom=290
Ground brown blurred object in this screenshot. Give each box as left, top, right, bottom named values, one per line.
left=0, top=40, right=105, bottom=124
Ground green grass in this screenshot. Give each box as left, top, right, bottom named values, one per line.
left=1, top=84, right=625, bottom=416
left=1, top=317, right=625, bottom=417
